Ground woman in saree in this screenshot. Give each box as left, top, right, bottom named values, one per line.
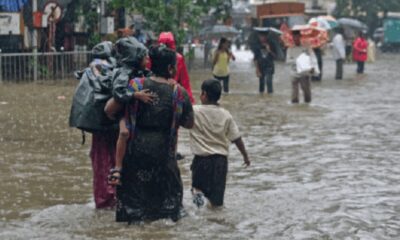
left=109, top=45, right=194, bottom=223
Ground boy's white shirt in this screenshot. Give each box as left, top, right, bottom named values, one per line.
left=189, top=105, right=241, bottom=157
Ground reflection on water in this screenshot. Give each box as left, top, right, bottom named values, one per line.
left=1, top=51, right=400, bottom=239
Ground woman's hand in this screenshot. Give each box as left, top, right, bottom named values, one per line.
left=168, top=79, right=178, bottom=85
left=265, top=44, right=271, bottom=52
left=135, top=89, right=155, bottom=104
left=108, top=168, right=122, bottom=186
left=229, top=51, right=236, bottom=61
left=256, top=69, right=261, bottom=78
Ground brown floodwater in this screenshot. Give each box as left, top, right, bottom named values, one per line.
left=1, top=49, right=400, bottom=239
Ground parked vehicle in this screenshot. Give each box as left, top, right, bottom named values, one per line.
left=373, top=27, right=384, bottom=44
left=381, top=13, right=400, bottom=52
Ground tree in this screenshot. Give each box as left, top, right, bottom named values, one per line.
left=109, top=0, right=232, bottom=46
left=334, top=0, right=400, bottom=33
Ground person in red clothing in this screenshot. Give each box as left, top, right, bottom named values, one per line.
left=158, top=32, right=195, bottom=103
left=353, top=31, right=368, bottom=74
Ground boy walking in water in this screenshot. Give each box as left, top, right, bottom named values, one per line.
left=189, top=79, right=250, bottom=207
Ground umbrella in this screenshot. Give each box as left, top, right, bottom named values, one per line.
left=199, top=25, right=240, bottom=39
left=0, top=0, right=28, bottom=12
left=248, top=28, right=285, bottom=61
left=253, top=27, right=283, bottom=35
left=281, top=25, right=329, bottom=48
left=319, top=15, right=338, bottom=27
left=338, top=18, right=368, bottom=30
left=309, top=16, right=338, bottom=30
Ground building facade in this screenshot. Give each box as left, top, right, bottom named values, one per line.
left=247, top=0, right=336, bottom=15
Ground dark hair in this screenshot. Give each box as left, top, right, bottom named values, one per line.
left=218, top=37, right=229, bottom=50
left=292, top=30, right=301, bottom=36
left=149, top=45, right=177, bottom=78
left=335, top=28, right=344, bottom=35
left=201, top=79, right=222, bottom=103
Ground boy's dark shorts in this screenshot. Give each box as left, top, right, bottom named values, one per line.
left=191, top=154, right=228, bottom=206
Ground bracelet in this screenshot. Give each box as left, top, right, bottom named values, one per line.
left=110, top=168, right=122, bottom=174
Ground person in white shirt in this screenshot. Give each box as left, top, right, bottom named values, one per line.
left=332, top=28, right=346, bottom=80
left=286, top=31, right=318, bottom=103
left=189, top=79, right=250, bottom=207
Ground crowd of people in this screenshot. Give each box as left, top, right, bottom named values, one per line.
left=249, top=27, right=370, bottom=103
left=70, top=31, right=250, bottom=223
left=70, top=24, right=370, bottom=224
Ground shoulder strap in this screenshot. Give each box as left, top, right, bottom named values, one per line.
left=169, top=84, right=184, bottom=159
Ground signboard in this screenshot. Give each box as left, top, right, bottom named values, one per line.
left=74, top=15, right=88, bottom=33
left=100, top=17, right=114, bottom=34
left=0, top=13, right=21, bottom=35
left=254, top=2, right=305, bottom=19
left=42, top=1, right=62, bottom=27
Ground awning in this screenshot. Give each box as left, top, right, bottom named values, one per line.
left=258, top=13, right=304, bottom=19
left=0, top=0, right=28, bottom=12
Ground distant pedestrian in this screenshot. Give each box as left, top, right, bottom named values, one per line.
left=353, top=31, right=368, bottom=74
left=212, top=37, right=235, bottom=93
left=254, top=33, right=275, bottom=94
left=204, top=40, right=212, bottom=67
left=189, top=79, right=250, bottom=208
left=332, top=28, right=346, bottom=80
left=158, top=32, right=195, bottom=103
left=311, top=47, right=323, bottom=81
left=286, top=31, right=319, bottom=103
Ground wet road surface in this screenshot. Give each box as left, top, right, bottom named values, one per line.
left=1, top=50, right=400, bottom=239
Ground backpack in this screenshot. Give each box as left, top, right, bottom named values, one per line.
left=69, top=62, right=116, bottom=134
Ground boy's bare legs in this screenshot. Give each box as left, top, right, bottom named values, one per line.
left=191, top=187, right=205, bottom=208
left=109, top=118, right=129, bottom=186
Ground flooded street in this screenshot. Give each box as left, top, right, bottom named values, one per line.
left=1, top=49, right=400, bottom=239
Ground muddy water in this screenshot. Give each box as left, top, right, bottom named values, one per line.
left=1, top=50, right=400, bottom=239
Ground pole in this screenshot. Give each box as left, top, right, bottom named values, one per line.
left=0, top=49, right=3, bottom=84
left=32, top=0, right=38, bottom=82
left=99, top=0, right=105, bottom=35
left=60, top=47, right=64, bottom=80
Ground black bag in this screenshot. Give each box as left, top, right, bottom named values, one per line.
left=69, top=42, right=117, bottom=133
left=69, top=67, right=116, bottom=133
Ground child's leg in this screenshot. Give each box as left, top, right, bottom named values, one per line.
left=109, top=117, right=129, bottom=186
left=104, top=98, right=123, bottom=120
left=115, top=117, right=129, bottom=170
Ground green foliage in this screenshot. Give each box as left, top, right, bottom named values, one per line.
left=88, top=33, right=102, bottom=49
left=108, top=0, right=232, bottom=46
left=334, top=0, right=400, bottom=33
left=70, top=0, right=233, bottom=47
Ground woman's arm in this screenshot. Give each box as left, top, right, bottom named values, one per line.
left=229, top=51, right=236, bottom=61
left=105, top=90, right=154, bottom=120
left=180, top=89, right=195, bottom=129
left=212, top=50, right=220, bottom=67
left=254, top=59, right=261, bottom=78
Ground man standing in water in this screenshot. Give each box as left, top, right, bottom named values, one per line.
left=254, top=33, right=275, bottom=94
left=332, top=28, right=346, bottom=80
left=286, top=31, right=318, bottom=103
